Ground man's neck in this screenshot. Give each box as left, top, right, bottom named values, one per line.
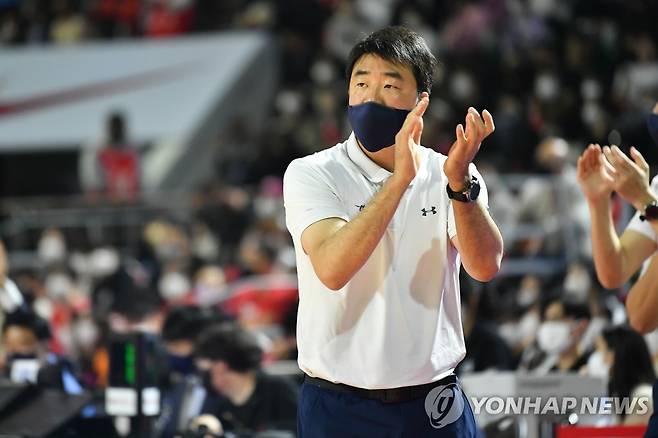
left=358, top=141, right=395, bottom=172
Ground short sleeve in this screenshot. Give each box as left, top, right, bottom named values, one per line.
left=447, top=163, right=489, bottom=239
left=283, top=158, right=349, bottom=243
left=625, top=175, right=658, bottom=242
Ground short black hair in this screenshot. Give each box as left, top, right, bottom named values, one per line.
left=195, top=323, right=262, bottom=372
left=2, top=308, right=51, bottom=341
left=346, top=26, right=438, bottom=94
left=162, top=306, right=208, bottom=342
left=162, top=306, right=229, bottom=342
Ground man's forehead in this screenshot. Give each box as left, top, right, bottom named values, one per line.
left=351, top=54, right=412, bottom=78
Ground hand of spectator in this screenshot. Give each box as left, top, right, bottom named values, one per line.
left=576, top=144, right=615, bottom=203
left=602, top=145, right=655, bottom=211
left=444, top=107, right=494, bottom=190
left=392, top=92, right=429, bottom=187
left=653, top=102, right=658, bottom=114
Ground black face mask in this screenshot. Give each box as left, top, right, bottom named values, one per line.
left=347, top=101, right=411, bottom=152
left=168, top=354, right=196, bottom=376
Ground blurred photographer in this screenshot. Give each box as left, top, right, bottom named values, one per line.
left=192, top=324, right=298, bottom=437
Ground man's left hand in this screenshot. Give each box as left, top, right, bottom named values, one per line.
left=444, top=107, right=494, bottom=190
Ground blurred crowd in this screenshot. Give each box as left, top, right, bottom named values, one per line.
left=2, top=0, right=658, bottom=435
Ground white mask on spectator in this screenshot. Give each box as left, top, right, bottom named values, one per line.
left=89, top=247, right=119, bottom=278
left=194, top=266, right=226, bottom=306
left=310, top=59, right=336, bottom=86
left=72, top=317, right=99, bottom=350
left=581, top=78, right=602, bottom=101
left=38, top=233, right=66, bottom=265
left=154, top=243, right=183, bottom=263
left=355, top=0, right=392, bottom=25
left=581, top=102, right=603, bottom=127
left=275, top=90, right=303, bottom=116
left=158, top=272, right=190, bottom=301
left=450, top=71, right=475, bottom=102
left=253, top=196, right=280, bottom=220
left=191, top=230, right=220, bottom=262
left=537, top=321, right=571, bottom=354
left=534, top=73, right=560, bottom=101
left=564, top=266, right=591, bottom=303
left=517, top=286, right=539, bottom=308
left=276, top=246, right=297, bottom=271
left=195, top=282, right=227, bottom=306
left=44, top=272, right=73, bottom=300
left=33, top=297, right=54, bottom=320
left=586, top=350, right=610, bottom=379
left=498, top=321, right=520, bottom=347
left=518, top=310, right=540, bottom=341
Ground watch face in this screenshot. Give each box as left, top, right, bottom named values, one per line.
left=470, top=181, right=481, bottom=201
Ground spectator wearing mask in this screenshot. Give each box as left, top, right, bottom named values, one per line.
left=1, top=308, right=82, bottom=394
left=156, top=306, right=227, bottom=438
left=519, top=295, right=590, bottom=374
left=194, top=324, right=298, bottom=435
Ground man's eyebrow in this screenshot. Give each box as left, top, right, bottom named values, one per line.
left=383, top=71, right=403, bottom=80
left=353, top=70, right=404, bottom=80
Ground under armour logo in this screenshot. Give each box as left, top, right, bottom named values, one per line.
left=356, top=204, right=365, bottom=211
left=421, top=207, right=437, bottom=216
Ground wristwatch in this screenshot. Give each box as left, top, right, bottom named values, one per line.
left=446, top=175, right=480, bottom=203
left=640, top=201, right=658, bottom=222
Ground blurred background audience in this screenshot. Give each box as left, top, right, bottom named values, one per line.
left=1, top=0, right=658, bottom=436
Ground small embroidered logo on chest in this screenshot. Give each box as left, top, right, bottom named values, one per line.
left=421, top=206, right=437, bottom=216
left=355, top=204, right=365, bottom=211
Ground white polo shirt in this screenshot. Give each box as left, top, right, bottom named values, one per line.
left=283, top=133, right=488, bottom=389
left=626, top=175, right=658, bottom=243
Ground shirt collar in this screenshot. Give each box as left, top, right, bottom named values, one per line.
left=346, top=132, right=426, bottom=186
left=346, top=132, right=393, bottom=184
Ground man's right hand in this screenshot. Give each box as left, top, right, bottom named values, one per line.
left=576, top=143, right=615, bottom=204
left=602, top=145, right=654, bottom=211
left=392, top=92, right=429, bottom=187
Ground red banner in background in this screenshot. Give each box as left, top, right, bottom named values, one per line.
left=556, top=425, right=647, bottom=438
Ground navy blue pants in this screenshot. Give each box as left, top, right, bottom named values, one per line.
left=644, top=380, right=658, bottom=437
left=298, top=378, right=477, bottom=438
